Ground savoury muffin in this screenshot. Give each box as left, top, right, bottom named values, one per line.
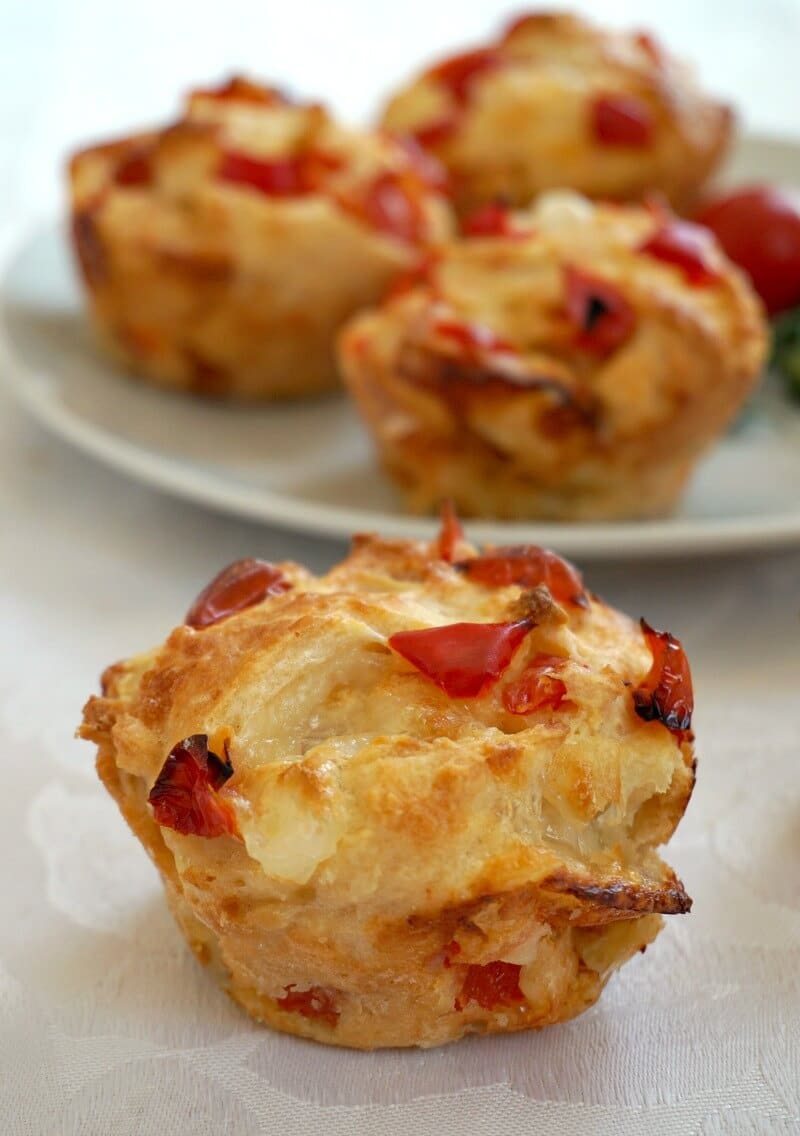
left=338, top=191, right=767, bottom=521
left=381, top=11, right=733, bottom=216
left=68, top=77, right=452, bottom=399
left=80, top=518, right=696, bottom=1049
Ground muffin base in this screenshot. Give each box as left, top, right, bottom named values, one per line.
left=96, top=742, right=666, bottom=1049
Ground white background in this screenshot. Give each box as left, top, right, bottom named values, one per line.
left=1, top=3, right=799, bottom=1134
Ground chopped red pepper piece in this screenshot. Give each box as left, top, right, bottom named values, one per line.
left=564, top=266, right=637, bottom=356
left=462, top=201, right=518, bottom=238
left=148, top=734, right=238, bottom=838
left=356, top=170, right=427, bottom=243
left=218, top=149, right=341, bottom=197
left=185, top=558, right=291, bottom=629
left=276, top=985, right=340, bottom=1028
left=639, top=221, right=721, bottom=285
left=457, top=546, right=588, bottom=608
left=433, top=316, right=516, bottom=357
left=435, top=499, right=465, bottom=563
left=591, top=94, right=654, bottom=148
left=633, top=619, right=694, bottom=733
left=412, top=114, right=460, bottom=148
left=388, top=619, right=532, bottom=698
left=455, top=961, right=525, bottom=1011
left=429, top=48, right=502, bottom=104
left=503, top=653, right=569, bottom=714
left=114, top=149, right=153, bottom=187
left=218, top=152, right=305, bottom=196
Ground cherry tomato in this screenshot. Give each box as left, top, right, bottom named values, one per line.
left=695, top=186, right=800, bottom=315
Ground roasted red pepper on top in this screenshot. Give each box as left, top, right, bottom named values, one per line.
left=218, top=149, right=341, bottom=197
left=461, top=201, right=524, bottom=238
left=591, top=93, right=654, bottom=148
left=428, top=48, right=502, bottom=104
left=148, top=734, right=238, bottom=838
left=114, top=148, right=153, bottom=187
left=633, top=619, right=694, bottom=734
left=639, top=221, right=721, bottom=285
left=411, top=47, right=501, bottom=152
left=185, top=558, right=292, bottom=629
left=388, top=619, right=532, bottom=698
left=455, top=961, right=525, bottom=1011
left=564, top=266, right=637, bottom=356
left=412, top=115, right=460, bottom=148
left=435, top=499, right=465, bottom=563
left=456, top=546, right=588, bottom=608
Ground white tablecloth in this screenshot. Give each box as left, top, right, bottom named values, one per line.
left=2, top=2, right=800, bottom=1133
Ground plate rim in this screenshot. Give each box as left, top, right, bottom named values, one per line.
left=3, top=135, right=800, bottom=561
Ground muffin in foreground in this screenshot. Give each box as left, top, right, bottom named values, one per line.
left=80, top=517, right=696, bottom=1049
left=339, top=191, right=767, bottom=521
left=381, top=11, right=733, bottom=216
left=68, top=77, right=452, bottom=400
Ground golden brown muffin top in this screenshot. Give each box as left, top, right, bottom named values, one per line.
left=69, top=76, right=450, bottom=249
left=382, top=11, right=730, bottom=165
left=81, top=518, right=695, bottom=923
left=344, top=190, right=766, bottom=450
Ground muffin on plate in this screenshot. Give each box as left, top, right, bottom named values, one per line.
left=338, top=191, right=767, bottom=521
left=80, top=517, right=696, bottom=1049
left=68, top=77, right=452, bottom=399
left=381, top=11, right=733, bottom=216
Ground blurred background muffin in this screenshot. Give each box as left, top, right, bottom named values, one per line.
left=69, top=77, right=452, bottom=400
left=381, top=12, right=732, bottom=216
left=339, top=191, right=767, bottom=520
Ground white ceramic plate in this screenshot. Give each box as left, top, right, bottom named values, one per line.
left=2, top=134, right=800, bottom=559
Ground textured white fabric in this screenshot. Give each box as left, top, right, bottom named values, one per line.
left=3, top=2, right=800, bottom=1132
